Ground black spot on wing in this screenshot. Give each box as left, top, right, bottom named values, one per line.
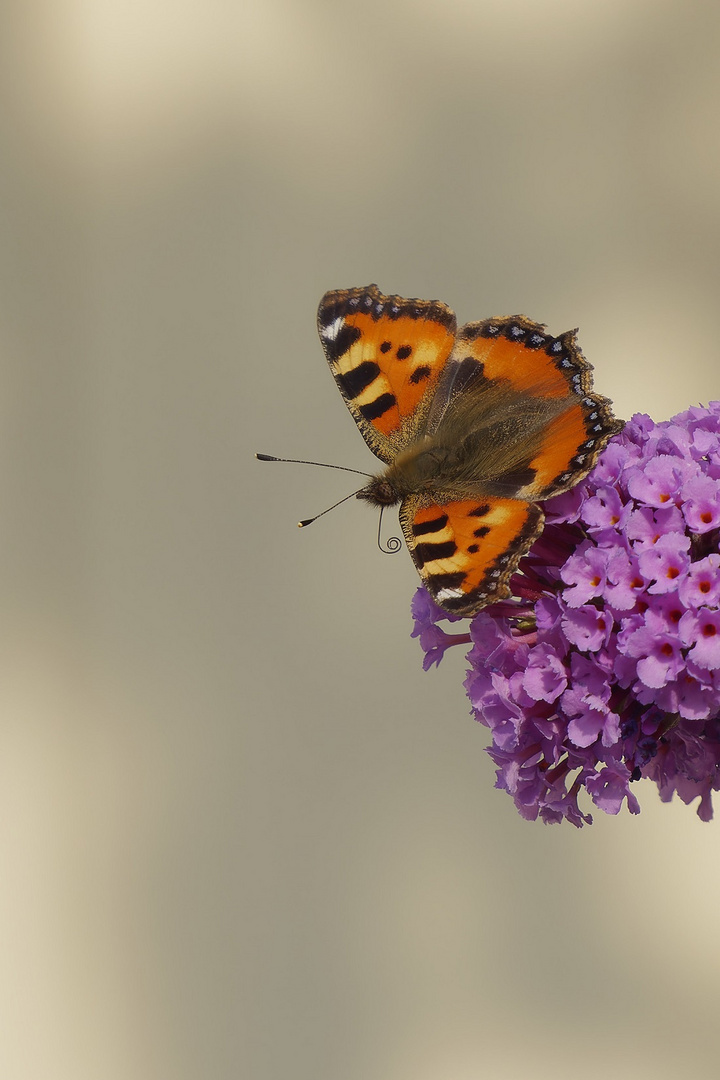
left=469, top=503, right=491, bottom=517
left=358, top=393, right=396, bottom=421
left=482, top=466, right=537, bottom=496
left=427, top=571, right=466, bottom=591
left=323, top=323, right=361, bottom=363
left=502, top=465, right=537, bottom=489
left=409, top=365, right=431, bottom=385
left=473, top=525, right=490, bottom=538
left=337, top=360, right=380, bottom=399
left=412, top=514, right=449, bottom=536
left=448, top=356, right=486, bottom=395
left=414, top=540, right=458, bottom=566
left=396, top=345, right=412, bottom=360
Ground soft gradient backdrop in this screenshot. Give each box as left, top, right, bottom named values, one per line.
left=2, top=1, right=720, bottom=1077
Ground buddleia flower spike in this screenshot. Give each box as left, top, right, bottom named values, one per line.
left=413, top=405, right=720, bottom=826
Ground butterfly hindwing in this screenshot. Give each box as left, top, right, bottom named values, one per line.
left=428, top=315, right=623, bottom=501
left=317, top=285, right=457, bottom=463
left=399, top=495, right=545, bottom=616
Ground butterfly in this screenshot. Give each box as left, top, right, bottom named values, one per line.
left=316, top=284, right=623, bottom=617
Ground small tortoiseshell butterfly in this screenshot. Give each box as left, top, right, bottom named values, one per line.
left=315, top=284, right=623, bottom=616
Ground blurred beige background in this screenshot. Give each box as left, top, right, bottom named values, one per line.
left=1, top=0, right=720, bottom=1077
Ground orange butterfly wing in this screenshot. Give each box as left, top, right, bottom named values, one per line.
left=440, top=316, right=623, bottom=501
left=318, top=285, right=457, bottom=463
left=400, top=495, right=544, bottom=615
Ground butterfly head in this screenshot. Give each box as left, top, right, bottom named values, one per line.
left=356, top=474, right=401, bottom=508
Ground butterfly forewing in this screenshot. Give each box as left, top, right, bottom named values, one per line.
left=317, top=285, right=457, bottom=462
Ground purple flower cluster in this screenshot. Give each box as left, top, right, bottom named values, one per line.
left=411, top=404, right=720, bottom=826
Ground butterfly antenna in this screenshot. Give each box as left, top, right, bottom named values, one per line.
left=255, top=453, right=372, bottom=478
left=298, top=489, right=364, bottom=528
left=377, top=505, right=402, bottom=554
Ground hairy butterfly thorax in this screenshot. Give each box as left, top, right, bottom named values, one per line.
left=357, top=441, right=463, bottom=506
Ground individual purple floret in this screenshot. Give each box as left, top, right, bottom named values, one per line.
left=411, top=403, right=720, bottom=826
